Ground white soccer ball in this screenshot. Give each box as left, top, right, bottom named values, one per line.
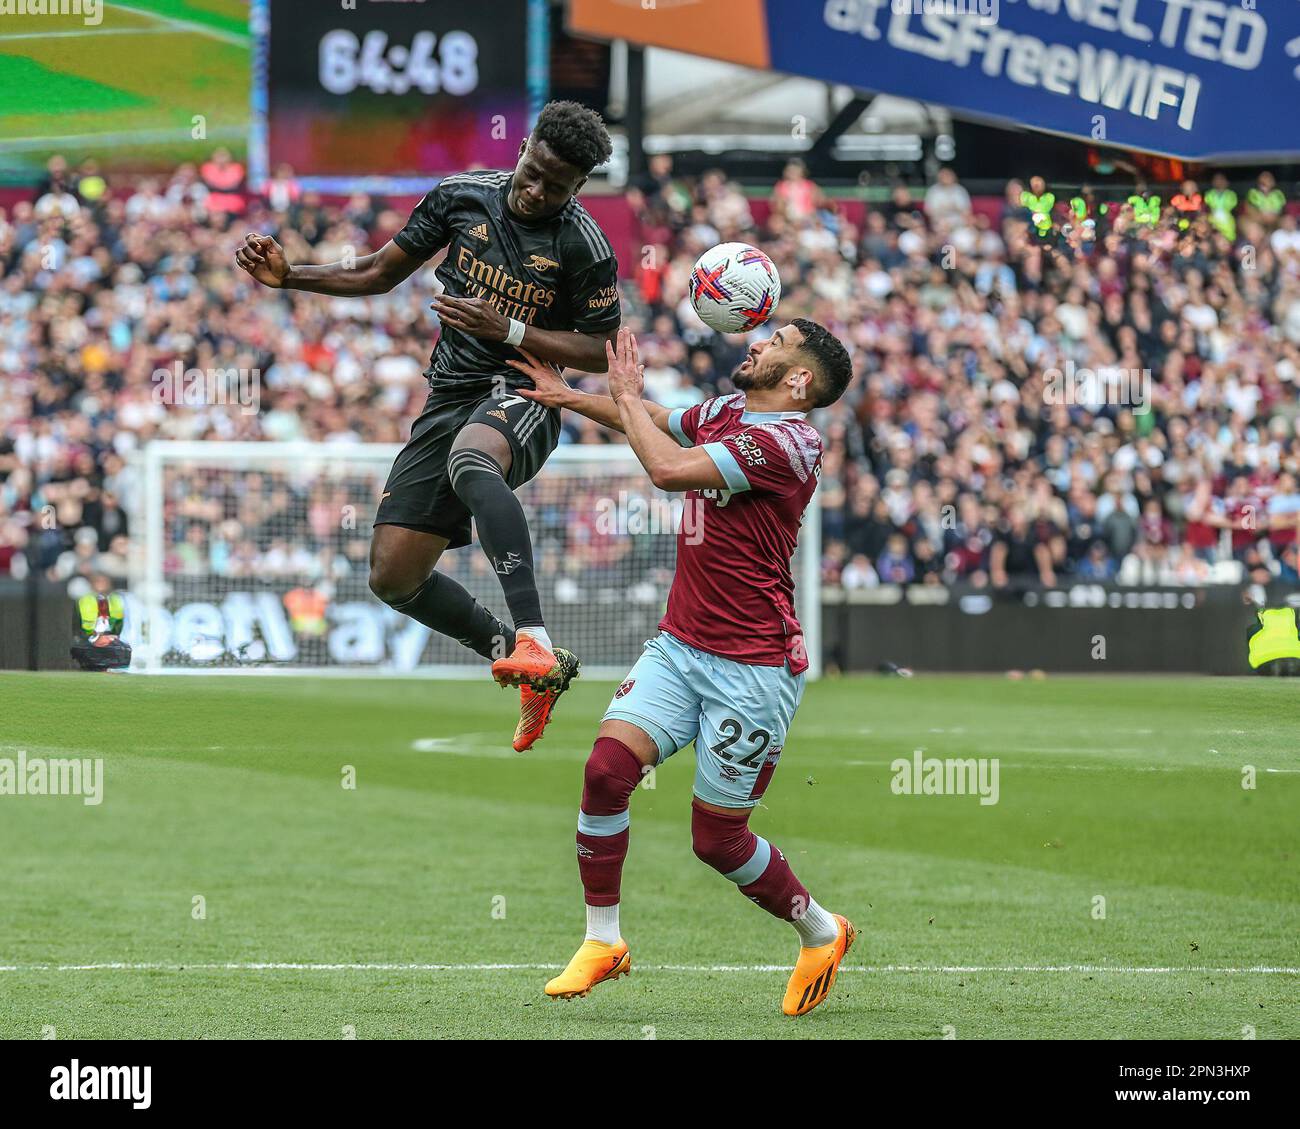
left=688, top=241, right=781, bottom=334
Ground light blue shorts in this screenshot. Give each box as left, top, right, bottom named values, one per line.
left=602, top=631, right=805, bottom=808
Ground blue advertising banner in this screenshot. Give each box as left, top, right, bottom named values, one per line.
left=765, top=0, right=1300, bottom=160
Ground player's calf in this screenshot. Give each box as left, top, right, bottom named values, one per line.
left=446, top=441, right=545, bottom=634
left=575, top=737, right=643, bottom=912
left=368, top=525, right=511, bottom=662
left=371, top=569, right=510, bottom=663
left=691, top=800, right=816, bottom=922
left=543, top=735, right=651, bottom=999
left=446, top=442, right=564, bottom=687
left=691, top=799, right=853, bottom=1016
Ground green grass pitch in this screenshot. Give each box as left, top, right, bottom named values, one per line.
left=0, top=671, right=1295, bottom=1039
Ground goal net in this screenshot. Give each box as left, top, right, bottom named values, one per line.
left=126, top=440, right=821, bottom=678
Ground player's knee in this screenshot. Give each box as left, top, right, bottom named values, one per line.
left=691, top=800, right=756, bottom=874
left=367, top=547, right=430, bottom=606
left=582, top=737, right=643, bottom=811
left=447, top=446, right=506, bottom=505
left=368, top=525, right=447, bottom=606
left=368, top=564, right=417, bottom=607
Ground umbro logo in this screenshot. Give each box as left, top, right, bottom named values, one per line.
left=576, top=843, right=595, bottom=859
left=469, top=223, right=489, bottom=241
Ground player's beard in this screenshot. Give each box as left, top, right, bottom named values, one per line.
left=734, top=357, right=787, bottom=392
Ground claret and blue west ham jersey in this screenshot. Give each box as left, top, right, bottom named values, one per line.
left=599, top=393, right=822, bottom=805
left=661, top=393, right=822, bottom=669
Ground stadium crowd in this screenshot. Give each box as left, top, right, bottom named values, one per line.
left=2, top=149, right=1299, bottom=597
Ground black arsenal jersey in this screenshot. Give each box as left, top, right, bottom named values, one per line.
left=393, top=169, right=621, bottom=385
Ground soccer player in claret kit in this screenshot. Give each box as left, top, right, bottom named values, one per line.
left=508, top=322, right=858, bottom=1016
left=234, top=102, right=622, bottom=750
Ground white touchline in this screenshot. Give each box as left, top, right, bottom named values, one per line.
left=0, top=962, right=1295, bottom=974
left=0, top=27, right=171, bottom=41
left=1, top=126, right=248, bottom=154
left=107, top=1, right=248, bottom=46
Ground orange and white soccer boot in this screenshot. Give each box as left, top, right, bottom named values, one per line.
left=492, top=634, right=569, bottom=691
left=544, top=938, right=631, bottom=1000
left=512, top=648, right=580, bottom=752
left=782, top=913, right=856, bottom=1017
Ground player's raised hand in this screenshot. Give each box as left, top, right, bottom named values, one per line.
left=235, top=233, right=290, bottom=288
left=508, top=349, right=573, bottom=408
left=606, top=326, right=644, bottom=403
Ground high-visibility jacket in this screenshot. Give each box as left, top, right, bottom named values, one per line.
left=1247, top=608, right=1300, bottom=669
left=1128, top=195, right=1162, bottom=225
left=1021, top=190, right=1055, bottom=233
left=1247, top=186, right=1285, bottom=217
left=1205, top=188, right=1238, bottom=241
left=78, top=591, right=125, bottom=636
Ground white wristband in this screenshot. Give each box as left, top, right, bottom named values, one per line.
left=504, top=318, right=526, bottom=347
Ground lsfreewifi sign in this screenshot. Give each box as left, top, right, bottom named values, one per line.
left=774, top=0, right=1300, bottom=158
left=572, top=0, right=1300, bottom=159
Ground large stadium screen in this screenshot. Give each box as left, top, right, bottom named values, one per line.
left=255, top=0, right=545, bottom=192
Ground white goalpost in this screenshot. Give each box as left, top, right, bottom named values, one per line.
left=127, top=440, right=821, bottom=679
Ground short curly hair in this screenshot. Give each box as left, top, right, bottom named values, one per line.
left=531, top=100, right=612, bottom=174
left=791, top=318, right=853, bottom=408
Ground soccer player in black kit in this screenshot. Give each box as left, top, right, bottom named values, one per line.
left=235, top=102, right=620, bottom=750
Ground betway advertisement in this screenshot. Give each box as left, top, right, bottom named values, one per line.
left=570, top=0, right=1300, bottom=159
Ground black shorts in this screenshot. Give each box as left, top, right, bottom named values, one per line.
left=375, top=378, right=560, bottom=548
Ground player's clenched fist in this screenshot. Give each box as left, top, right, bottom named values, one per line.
left=235, top=232, right=290, bottom=288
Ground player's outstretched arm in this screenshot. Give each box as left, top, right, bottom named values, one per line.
left=235, top=235, right=421, bottom=296
left=433, top=296, right=616, bottom=372
left=507, top=348, right=672, bottom=437
left=607, top=330, right=727, bottom=493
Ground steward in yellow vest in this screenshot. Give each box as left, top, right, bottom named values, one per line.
left=78, top=591, right=125, bottom=635
left=71, top=590, right=132, bottom=671
left=1247, top=607, right=1300, bottom=675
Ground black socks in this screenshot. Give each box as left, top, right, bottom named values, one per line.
left=389, top=572, right=510, bottom=662
left=447, top=449, right=545, bottom=631
left=380, top=448, right=545, bottom=659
